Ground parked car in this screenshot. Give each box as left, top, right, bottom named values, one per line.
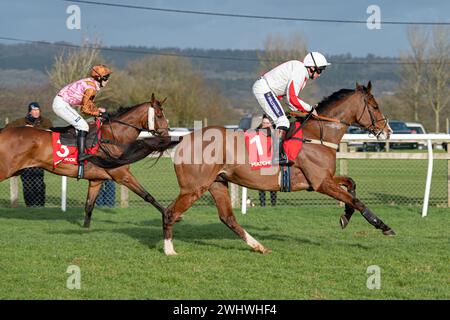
left=168, top=127, right=193, bottom=137
left=405, top=121, right=427, bottom=149
left=345, top=125, right=366, bottom=150
left=361, top=120, right=418, bottom=151
left=405, top=122, right=426, bottom=134
left=224, top=124, right=239, bottom=130
left=389, top=120, right=418, bottom=150
left=239, top=115, right=263, bottom=130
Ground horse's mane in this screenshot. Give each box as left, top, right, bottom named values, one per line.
left=316, top=88, right=355, bottom=111
left=108, top=104, right=144, bottom=119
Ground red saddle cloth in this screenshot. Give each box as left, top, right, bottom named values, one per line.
left=244, top=130, right=273, bottom=170
left=283, top=122, right=303, bottom=161
left=244, top=123, right=304, bottom=170
left=51, top=120, right=102, bottom=168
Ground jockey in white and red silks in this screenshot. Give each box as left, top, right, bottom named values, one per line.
left=252, top=52, right=330, bottom=166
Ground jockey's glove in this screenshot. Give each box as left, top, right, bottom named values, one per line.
left=99, top=112, right=110, bottom=121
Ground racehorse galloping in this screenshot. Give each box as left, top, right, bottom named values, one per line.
left=163, top=82, right=394, bottom=255
left=0, top=94, right=178, bottom=228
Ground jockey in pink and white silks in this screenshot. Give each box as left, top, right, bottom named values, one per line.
left=52, top=64, right=112, bottom=179
left=252, top=52, right=330, bottom=166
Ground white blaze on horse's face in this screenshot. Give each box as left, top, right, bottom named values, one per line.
left=383, top=122, right=394, bottom=139
left=378, top=122, right=393, bottom=140
left=148, top=106, right=155, bottom=131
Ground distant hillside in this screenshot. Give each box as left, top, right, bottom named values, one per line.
left=0, top=42, right=401, bottom=116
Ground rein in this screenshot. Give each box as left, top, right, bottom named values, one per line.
left=96, top=106, right=162, bottom=160
left=288, top=94, right=386, bottom=150
left=289, top=110, right=351, bottom=127
left=100, top=106, right=162, bottom=147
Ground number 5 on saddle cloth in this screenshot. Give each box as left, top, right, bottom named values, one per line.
left=51, top=119, right=102, bottom=174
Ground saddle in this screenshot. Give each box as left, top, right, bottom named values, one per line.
left=285, top=119, right=304, bottom=140
left=50, top=122, right=100, bottom=148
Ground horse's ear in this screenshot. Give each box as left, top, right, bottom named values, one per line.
left=367, top=81, right=372, bottom=93
left=356, top=82, right=363, bottom=91
left=151, top=93, right=155, bottom=103
left=161, top=97, right=167, bottom=105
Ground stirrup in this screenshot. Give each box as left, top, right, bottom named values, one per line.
left=273, top=153, right=294, bottom=167
left=77, top=163, right=84, bottom=180
left=78, top=153, right=93, bottom=161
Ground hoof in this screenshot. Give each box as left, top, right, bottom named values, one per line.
left=83, top=221, right=91, bottom=228
left=165, top=251, right=178, bottom=256
left=340, top=215, right=349, bottom=229
left=253, top=246, right=271, bottom=254
left=382, top=229, right=396, bottom=236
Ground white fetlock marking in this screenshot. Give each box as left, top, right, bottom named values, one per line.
left=164, top=239, right=177, bottom=256
left=244, top=230, right=262, bottom=249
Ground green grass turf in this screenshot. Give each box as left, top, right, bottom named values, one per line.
left=0, top=205, right=448, bottom=299
left=0, top=156, right=448, bottom=208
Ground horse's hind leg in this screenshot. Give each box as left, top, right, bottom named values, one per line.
left=317, top=177, right=395, bottom=236
left=209, top=181, right=270, bottom=254
left=83, top=180, right=103, bottom=228
left=333, top=176, right=357, bottom=229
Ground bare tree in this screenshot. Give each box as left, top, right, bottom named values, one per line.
left=397, top=26, right=428, bottom=122
left=47, top=44, right=101, bottom=90
left=106, top=55, right=236, bottom=126
left=256, top=32, right=319, bottom=108
left=257, top=32, right=308, bottom=72
left=47, top=42, right=120, bottom=107
left=424, top=26, right=450, bottom=132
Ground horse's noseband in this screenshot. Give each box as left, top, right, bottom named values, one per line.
left=356, top=96, right=388, bottom=138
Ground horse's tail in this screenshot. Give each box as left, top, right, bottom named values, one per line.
left=89, top=136, right=182, bottom=169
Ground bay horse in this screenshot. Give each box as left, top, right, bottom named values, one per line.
left=0, top=93, right=179, bottom=228
left=162, top=82, right=395, bottom=255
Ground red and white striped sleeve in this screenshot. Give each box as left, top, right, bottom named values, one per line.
left=286, top=78, right=312, bottom=112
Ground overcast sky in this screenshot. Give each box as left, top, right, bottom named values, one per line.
left=1, top=0, right=449, bottom=57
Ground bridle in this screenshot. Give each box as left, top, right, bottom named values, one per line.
left=99, top=103, right=167, bottom=153
left=104, top=104, right=166, bottom=137
left=288, top=90, right=389, bottom=146
left=353, top=94, right=388, bottom=139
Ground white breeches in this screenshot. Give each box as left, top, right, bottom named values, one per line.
left=52, top=95, right=89, bottom=132
left=252, top=78, right=289, bottom=129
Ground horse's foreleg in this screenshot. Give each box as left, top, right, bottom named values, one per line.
left=108, top=167, right=165, bottom=214
left=317, top=177, right=395, bottom=236
left=332, top=176, right=357, bottom=229
left=163, top=186, right=210, bottom=256
left=83, top=180, right=103, bottom=228
left=209, top=181, right=270, bottom=254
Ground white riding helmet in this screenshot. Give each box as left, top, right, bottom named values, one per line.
left=303, top=52, right=331, bottom=68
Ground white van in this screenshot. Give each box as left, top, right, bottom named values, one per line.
left=405, top=122, right=427, bottom=149
left=405, top=122, right=427, bottom=134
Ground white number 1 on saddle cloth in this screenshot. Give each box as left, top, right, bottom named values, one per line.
left=244, top=130, right=273, bottom=170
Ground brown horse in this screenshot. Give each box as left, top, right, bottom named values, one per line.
left=162, top=82, right=395, bottom=255
left=0, top=94, right=179, bottom=227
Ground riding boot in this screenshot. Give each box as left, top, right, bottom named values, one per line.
left=274, top=128, right=294, bottom=167
left=77, top=130, right=91, bottom=180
